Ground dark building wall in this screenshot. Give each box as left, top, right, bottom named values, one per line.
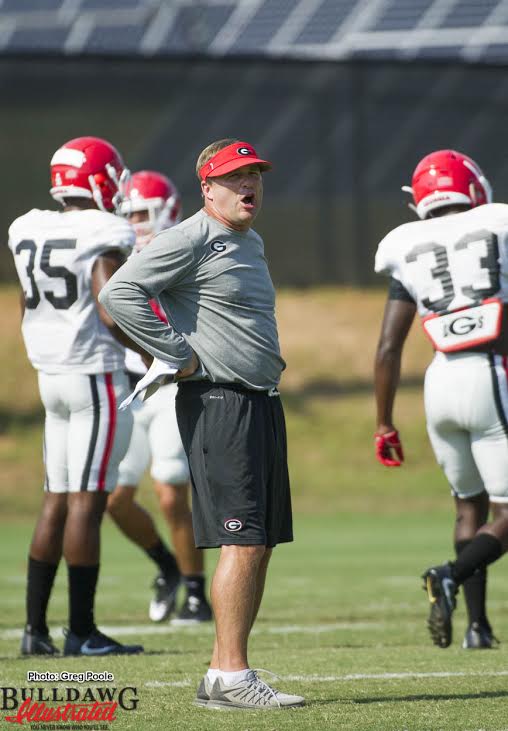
left=1, top=58, right=507, bottom=286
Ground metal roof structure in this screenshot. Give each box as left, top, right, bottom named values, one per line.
left=1, top=0, right=508, bottom=63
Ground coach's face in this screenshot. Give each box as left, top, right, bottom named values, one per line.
left=201, top=164, right=264, bottom=231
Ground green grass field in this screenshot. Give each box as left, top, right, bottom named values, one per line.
left=1, top=515, right=508, bottom=731
left=1, top=285, right=507, bottom=730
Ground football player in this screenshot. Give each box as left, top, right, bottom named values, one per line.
left=374, top=150, right=508, bottom=650
left=9, top=136, right=147, bottom=656
left=107, top=171, right=212, bottom=624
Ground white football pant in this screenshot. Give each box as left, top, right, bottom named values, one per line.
left=38, top=370, right=132, bottom=493
left=118, top=383, right=189, bottom=487
left=425, top=351, right=508, bottom=503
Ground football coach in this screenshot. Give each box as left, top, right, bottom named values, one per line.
left=99, top=138, right=304, bottom=710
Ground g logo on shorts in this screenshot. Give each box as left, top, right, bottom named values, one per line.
left=224, top=518, right=243, bottom=532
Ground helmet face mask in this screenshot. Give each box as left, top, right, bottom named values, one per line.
left=120, top=171, right=182, bottom=250
left=50, top=136, right=129, bottom=212
left=403, top=149, right=492, bottom=220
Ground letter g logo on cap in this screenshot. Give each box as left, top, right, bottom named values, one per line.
left=224, top=518, right=243, bottom=532
left=237, top=147, right=252, bottom=156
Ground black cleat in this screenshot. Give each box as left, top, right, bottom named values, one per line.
left=149, top=573, right=180, bottom=622
left=21, top=628, right=59, bottom=656
left=171, top=595, right=213, bottom=626
left=462, top=621, right=499, bottom=649
left=63, top=627, right=143, bottom=656
left=422, top=563, right=457, bottom=648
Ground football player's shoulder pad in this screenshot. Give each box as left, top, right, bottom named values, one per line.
left=377, top=219, right=423, bottom=254
left=375, top=220, right=425, bottom=275
left=466, top=201, right=508, bottom=230
left=8, top=208, right=49, bottom=238
left=89, top=208, right=135, bottom=238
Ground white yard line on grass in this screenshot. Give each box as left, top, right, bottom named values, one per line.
left=0, top=621, right=382, bottom=641
left=0, top=625, right=209, bottom=640
left=145, top=670, right=508, bottom=688
left=146, top=681, right=193, bottom=688
left=265, top=622, right=383, bottom=634
left=282, top=671, right=508, bottom=681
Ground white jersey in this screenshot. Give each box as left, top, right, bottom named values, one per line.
left=8, top=208, right=135, bottom=374
left=376, top=203, right=508, bottom=502
left=375, top=203, right=508, bottom=317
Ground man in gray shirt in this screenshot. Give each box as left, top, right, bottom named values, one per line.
left=99, top=138, right=304, bottom=710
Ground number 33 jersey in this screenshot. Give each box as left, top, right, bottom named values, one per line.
left=8, top=208, right=135, bottom=374
left=374, top=202, right=508, bottom=317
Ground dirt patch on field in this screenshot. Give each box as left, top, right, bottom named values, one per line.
left=0, top=286, right=40, bottom=415
left=0, top=284, right=432, bottom=411
left=0, top=284, right=437, bottom=515
left=277, top=286, right=432, bottom=391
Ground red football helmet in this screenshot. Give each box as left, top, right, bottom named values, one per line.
left=402, top=149, right=493, bottom=220
left=120, top=170, right=182, bottom=250
left=49, top=136, right=129, bottom=212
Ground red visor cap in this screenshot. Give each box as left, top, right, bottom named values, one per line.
left=199, top=142, right=272, bottom=181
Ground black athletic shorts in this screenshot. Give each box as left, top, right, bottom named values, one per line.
left=175, top=381, right=293, bottom=549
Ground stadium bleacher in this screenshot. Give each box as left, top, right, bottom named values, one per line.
left=1, top=0, right=508, bottom=62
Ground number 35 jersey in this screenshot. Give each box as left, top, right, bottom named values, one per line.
left=374, top=203, right=508, bottom=317
left=8, top=208, right=135, bottom=374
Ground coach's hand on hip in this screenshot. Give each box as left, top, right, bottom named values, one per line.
left=175, top=351, right=200, bottom=380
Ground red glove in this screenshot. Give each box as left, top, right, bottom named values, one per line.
left=375, top=430, right=404, bottom=467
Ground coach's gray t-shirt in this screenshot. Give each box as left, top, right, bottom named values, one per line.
left=99, top=209, right=285, bottom=390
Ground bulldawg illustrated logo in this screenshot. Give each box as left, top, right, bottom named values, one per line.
left=1, top=673, right=138, bottom=727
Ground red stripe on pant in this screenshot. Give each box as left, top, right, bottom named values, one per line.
left=97, top=373, right=117, bottom=491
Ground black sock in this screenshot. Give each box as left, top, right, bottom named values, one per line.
left=451, top=534, right=503, bottom=585
left=26, top=557, right=59, bottom=635
left=145, top=539, right=179, bottom=578
left=183, top=574, right=205, bottom=599
left=455, top=540, right=489, bottom=626
left=68, top=564, right=99, bottom=636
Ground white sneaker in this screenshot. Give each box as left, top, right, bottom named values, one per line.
left=207, top=669, right=305, bottom=710
left=194, top=675, right=214, bottom=706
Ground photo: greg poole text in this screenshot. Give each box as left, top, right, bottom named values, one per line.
left=26, top=672, right=114, bottom=683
